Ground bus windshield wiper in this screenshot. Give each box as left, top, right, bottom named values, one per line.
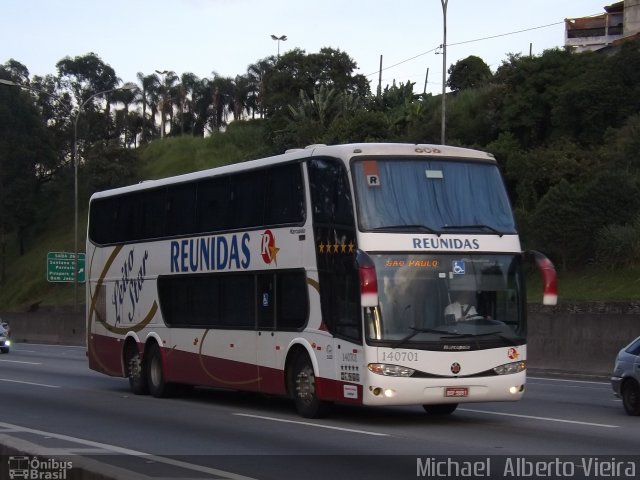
left=441, top=224, right=505, bottom=236
left=371, top=224, right=441, bottom=235
left=393, top=326, right=451, bottom=349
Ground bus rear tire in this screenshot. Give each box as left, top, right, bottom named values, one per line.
left=423, top=403, right=458, bottom=415
left=126, top=343, right=148, bottom=395
left=146, top=343, right=174, bottom=398
left=293, top=355, right=328, bottom=418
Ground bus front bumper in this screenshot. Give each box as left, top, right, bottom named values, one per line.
left=362, top=370, right=526, bottom=406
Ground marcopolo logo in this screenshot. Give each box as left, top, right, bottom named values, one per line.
left=8, top=456, right=72, bottom=480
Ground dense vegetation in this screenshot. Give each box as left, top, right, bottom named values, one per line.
left=1, top=43, right=640, bottom=309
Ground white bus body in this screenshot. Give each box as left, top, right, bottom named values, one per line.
left=86, top=143, right=557, bottom=417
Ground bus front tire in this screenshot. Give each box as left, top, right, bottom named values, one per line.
left=423, top=403, right=458, bottom=415
left=126, top=344, right=148, bottom=395
left=146, top=343, right=173, bottom=398
left=293, top=355, right=328, bottom=418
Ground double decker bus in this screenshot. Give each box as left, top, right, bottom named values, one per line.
left=86, top=143, right=557, bottom=418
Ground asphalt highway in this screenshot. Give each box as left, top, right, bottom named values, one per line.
left=1, top=343, right=637, bottom=480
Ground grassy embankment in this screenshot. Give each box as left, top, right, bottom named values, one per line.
left=1, top=129, right=638, bottom=311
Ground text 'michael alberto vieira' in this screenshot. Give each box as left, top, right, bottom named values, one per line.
left=416, top=456, right=637, bottom=478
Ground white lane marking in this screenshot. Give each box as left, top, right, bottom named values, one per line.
left=0, top=422, right=258, bottom=480
left=0, top=378, right=60, bottom=388
left=459, top=408, right=619, bottom=428
left=234, top=413, right=389, bottom=436
left=0, top=359, right=41, bottom=365
left=13, top=343, right=85, bottom=349
left=528, top=376, right=609, bottom=386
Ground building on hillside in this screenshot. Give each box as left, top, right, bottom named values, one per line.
left=565, top=0, right=640, bottom=52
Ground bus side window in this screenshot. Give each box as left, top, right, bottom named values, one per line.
left=167, top=184, right=196, bottom=236
left=197, top=177, right=230, bottom=233
left=308, top=158, right=360, bottom=343
left=276, top=271, right=308, bottom=330
left=308, top=158, right=354, bottom=228
left=264, top=164, right=305, bottom=226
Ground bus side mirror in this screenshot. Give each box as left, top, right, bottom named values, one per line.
left=527, top=250, right=558, bottom=306
left=356, top=250, right=379, bottom=308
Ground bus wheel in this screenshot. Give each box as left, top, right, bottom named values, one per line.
left=146, top=343, right=173, bottom=398
left=423, top=403, right=458, bottom=415
left=126, top=344, right=148, bottom=395
left=293, top=355, right=327, bottom=418
left=622, top=379, right=640, bottom=416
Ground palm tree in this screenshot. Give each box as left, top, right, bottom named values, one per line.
left=160, top=71, right=179, bottom=137
left=232, top=75, right=251, bottom=121
left=209, top=75, right=234, bottom=132
left=178, top=73, right=200, bottom=135
left=247, top=58, right=275, bottom=118
left=110, top=85, right=138, bottom=147
left=135, top=72, right=158, bottom=143
left=191, top=78, right=213, bottom=137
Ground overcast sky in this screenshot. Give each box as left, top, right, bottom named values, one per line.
left=1, top=0, right=611, bottom=94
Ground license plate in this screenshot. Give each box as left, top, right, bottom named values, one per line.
left=445, top=387, right=469, bottom=397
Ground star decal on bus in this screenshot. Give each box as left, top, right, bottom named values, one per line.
left=318, top=240, right=355, bottom=255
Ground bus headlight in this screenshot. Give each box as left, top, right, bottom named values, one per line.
left=493, top=361, right=526, bottom=375
left=368, top=363, right=415, bottom=377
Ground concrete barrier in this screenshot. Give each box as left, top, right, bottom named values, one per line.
left=528, top=302, right=640, bottom=377
left=1, top=306, right=85, bottom=346
left=2, top=303, right=639, bottom=377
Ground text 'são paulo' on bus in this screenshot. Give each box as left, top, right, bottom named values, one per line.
left=86, top=143, right=557, bottom=418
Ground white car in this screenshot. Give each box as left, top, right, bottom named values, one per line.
left=0, top=324, right=10, bottom=354
left=611, top=336, right=640, bottom=416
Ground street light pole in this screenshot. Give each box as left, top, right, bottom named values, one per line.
left=1, top=79, right=135, bottom=311
left=440, top=0, right=448, bottom=145
left=270, top=34, right=287, bottom=60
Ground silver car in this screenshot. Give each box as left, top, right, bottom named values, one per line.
left=612, top=336, right=640, bottom=416
left=0, top=324, right=10, bottom=354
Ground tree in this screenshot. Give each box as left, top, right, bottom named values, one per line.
left=82, top=143, right=140, bottom=195
left=2, top=59, right=30, bottom=84
left=111, top=85, right=138, bottom=147
left=135, top=72, right=159, bottom=143
left=55, top=53, right=120, bottom=158
left=246, top=58, right=275, bottom=118
left=178, top=72, right=201, bottom=135
left=0, top=70, right=56, bottom=264
left=56, top=52, right=118, bottom=107
left=261, top=47, right=369, bottom=119
left=159, top=71, right=178, bottom=137
left=447, top=55, right=492, bottom=92
left=529, top=179, right=583, bottom=270
left=231, top=75, right=252, bottom=121
left=190, top=78, right=214, bottom=137
left=208, top=75, right=235, bottom=132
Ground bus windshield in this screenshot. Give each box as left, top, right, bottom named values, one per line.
left=352, top=158, right=516, bottom=233
left=366, top=254, right=525, bottom=349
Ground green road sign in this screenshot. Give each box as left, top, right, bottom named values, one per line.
left=47, top=252, right=85, bottom=283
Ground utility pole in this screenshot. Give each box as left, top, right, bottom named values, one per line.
left=423, top=67, right=430, bottom=95
left=378, top=55, right=383, bottom=97
left=440, top=0, right=448, bottom=145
